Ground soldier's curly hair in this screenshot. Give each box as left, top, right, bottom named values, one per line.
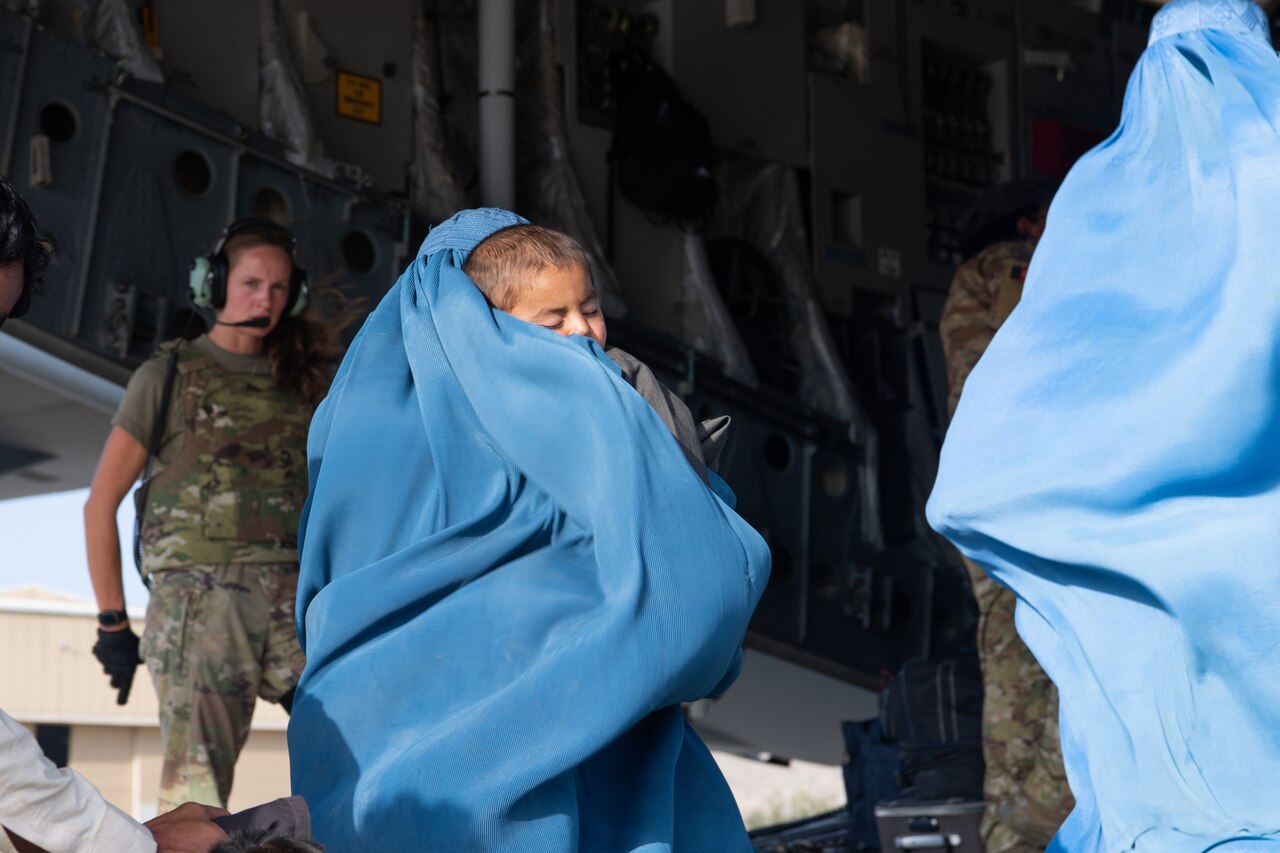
left=223, top=231, right=359, bottom=407
left=0, top=174, right=52, bottom=319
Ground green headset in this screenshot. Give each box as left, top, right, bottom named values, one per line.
left=188, top=217, right=309, bottom=318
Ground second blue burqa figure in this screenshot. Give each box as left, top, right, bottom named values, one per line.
left=287, top=208, right=770, bottom=850
left=930, top=1, right=1280, bottom=850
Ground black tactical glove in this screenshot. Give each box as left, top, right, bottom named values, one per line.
left=92, top=627, right=142, bottom=705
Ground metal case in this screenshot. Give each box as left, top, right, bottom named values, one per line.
left=875, top=798, right=985, bottom=852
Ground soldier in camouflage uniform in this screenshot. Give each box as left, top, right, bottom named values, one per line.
left=939, top=184, right=1074, bottom=853
left=85, top=219, right=328, bottom=811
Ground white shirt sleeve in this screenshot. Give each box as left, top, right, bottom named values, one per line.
left=0, top=708, right=156, bottom=853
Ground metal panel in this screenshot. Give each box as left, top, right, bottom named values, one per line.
left=5, top=21, right=117, bottom=340
left=148, top=0, right=413, bottom=194
left=0, top=332, right=120, bottom=499
left=338, top=198, right=407, bottom=305
left=715, top=410, right=815, bottom=646
left=809, top=74, right=928, bottom=315
left=609, top=198, right=686, bottom=336
left=906, top=0, right=1017, bottom=289
left=670, top=0, right=807, bottom=166
left=605, top=311, right=940, bottom=684
left=1019, top=1, right=1124, bottom=184
left=83, top=97, right=240, bottom=358
left=805, top=444, right=928, bottom=672
left=154, top=0, right=260, bottom=130
left=907, top=0, right=1016, bottom=67
left=4, top=6, right=405, bottom=371
left=912, top=285, right=951, bottom=435
left=237, top=156, right=359, bottom=270
left=234, top=155, right=404, bottom=306
left=281, top=0, right=416, bottom=195
left=0, top=13, right=30, bottom=165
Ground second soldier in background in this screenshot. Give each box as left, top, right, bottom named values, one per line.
left=939, top=183, right=1074, bottom=853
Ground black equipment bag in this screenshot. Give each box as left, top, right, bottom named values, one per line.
left=841, top=719, right=902, bottom=851
left=609, top=48, right=717, bottom=223
left=880, top=654, right=984, bottom=801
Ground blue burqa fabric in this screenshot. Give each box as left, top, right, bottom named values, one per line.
left=928, top=1, right=1280, bottom=850
left=288, top=208, right=770, bottom=851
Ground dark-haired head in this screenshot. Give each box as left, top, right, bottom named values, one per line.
left=0, top=175, right=51, bottom=327
left=961, top=182, right=1050, bottom=259
left=209, top=829, right=325, bottom=853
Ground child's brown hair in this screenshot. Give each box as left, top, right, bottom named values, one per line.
left=463, top=224, right=589, bottom=311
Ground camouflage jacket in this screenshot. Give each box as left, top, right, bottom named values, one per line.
left=139, top=340, right=312, bottom=572
left=939, top=240, right=1034, bottom=418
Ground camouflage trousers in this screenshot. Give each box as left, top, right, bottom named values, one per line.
left=141, top=563, right=304, bottom=811
left=963, top=558, right=1074, bottom=853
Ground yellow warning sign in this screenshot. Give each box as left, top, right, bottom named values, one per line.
left=336, top=71, right=381, bottom=125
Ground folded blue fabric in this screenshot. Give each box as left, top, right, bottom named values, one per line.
left=928, top=1, right=1280, bottom=850
left=289, top=208, right=769, bottom=851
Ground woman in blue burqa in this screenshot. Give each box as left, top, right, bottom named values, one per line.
left=287, top=208, right=770, bottom=850
left=929, top=1, right=1280, bottom=850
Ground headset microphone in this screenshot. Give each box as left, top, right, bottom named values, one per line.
left=215, top=317, right=272, bottom=328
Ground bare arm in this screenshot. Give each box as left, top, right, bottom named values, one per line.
left=83, top=426, right=147, bottom=628
left=144, top=803, right=229, bottom=853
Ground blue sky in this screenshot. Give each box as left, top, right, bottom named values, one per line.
left=0, top=487, right=150, bottom=608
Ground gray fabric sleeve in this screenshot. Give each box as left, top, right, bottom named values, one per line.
left=211, top=796, right=311, bottom=840
left=696, top=415, right=732, bottom=473
left=607, top=347, right=713, bottom=482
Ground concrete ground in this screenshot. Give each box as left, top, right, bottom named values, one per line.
left=714, top=751, right=847, bottom=829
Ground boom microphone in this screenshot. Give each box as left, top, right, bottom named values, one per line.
left=215, top=317, right=271, bottom=328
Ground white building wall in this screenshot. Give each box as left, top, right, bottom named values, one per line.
left=0, top=589, right=291, bottom=819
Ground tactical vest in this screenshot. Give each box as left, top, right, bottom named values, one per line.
left=140, top=340, right=311, bottom=572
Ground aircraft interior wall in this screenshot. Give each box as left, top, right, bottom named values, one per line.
left=0, top=0, right=1184, bottom=687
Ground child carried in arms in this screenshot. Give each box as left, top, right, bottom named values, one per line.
left=462, top=223, right=729, bottom=482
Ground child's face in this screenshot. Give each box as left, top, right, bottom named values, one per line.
left=506, top=263, right=607, bottom=348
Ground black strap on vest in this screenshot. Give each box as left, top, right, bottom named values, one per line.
left=132, top=348, right=180, bottom=588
